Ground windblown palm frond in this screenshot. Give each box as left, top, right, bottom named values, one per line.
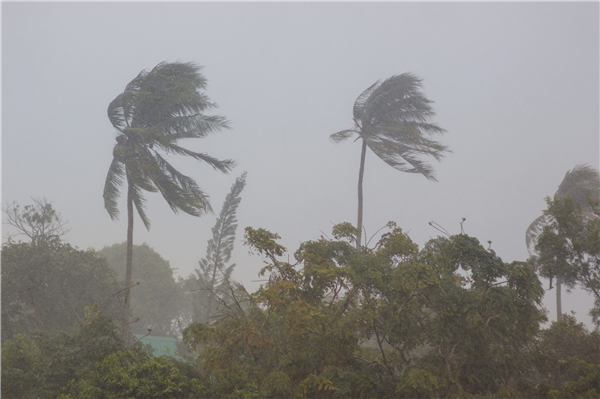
left=103, top=61, right=235, bottom=229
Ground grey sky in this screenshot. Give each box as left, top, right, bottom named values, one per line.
left=3, top=2, right=599, bottom=327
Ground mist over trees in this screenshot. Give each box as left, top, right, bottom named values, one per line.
left=98, top=242, right=183, bottom=337
left=3, top=61, right=599, bottom=398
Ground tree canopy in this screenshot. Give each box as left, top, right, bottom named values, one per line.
left=183, top=223, right=550, bottom=398
left=1, top=239, right=121, bottom=344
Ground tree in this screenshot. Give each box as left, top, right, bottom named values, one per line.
left=184, top=223, right=545, bottom=398
left=536, top=196, right=600, bottom=326
left=103, top=61, right=235, bottom=343
left=526, top=164, right=600, bottom=321
left=2, top=305, right=209, bottom=399
left=330, top=74, right=449, bottom=247
left=1, top=239, right=122, bottom=344
left=99, top=243, right=183, bottom=337
left=2, top=197, right=69, bottom=244
left=1, top=306, right=124, bottom=399
left=188, top=172, right=247, bottom=325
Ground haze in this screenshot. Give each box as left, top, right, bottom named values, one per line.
left=2, top=2, right=599, bottom=327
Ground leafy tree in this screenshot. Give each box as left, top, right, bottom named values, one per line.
left=2, top=197, right=69, bottom=244
left=520, top=315, right=600, bottom=398
left=184, top=223, right=545, bottom=398
left=2, top=305, right=208, bottom=399
left=1, top=239, right=121, bottom=344
left=526, top=164, right=600, bottom=321
left=99, top=242, right=183, bottom=336
left=1, top=305, right=124, bottom=398
left=536, top=196, right=600, bottom=326
left=186, top=172, right=247, bottom=325
left=102, top=61, right=235, bottom=343
left=61, top=348, right=208, bottom=399
left=330, top=74, right=449, bottom=247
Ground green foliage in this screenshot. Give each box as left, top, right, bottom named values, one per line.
left=1, top=239, right=121, bottom=343
left=2, top=305, right=207, bottom=399
left=526, top=164, right=600, bottom=322
left=535, top=195, right=600, bottom=325
left=188, top=172, right=247, bottom=325
left=98, top=242, right=183, bottom=336
left=547, top=361, right=599, bottom=399
left=330, top=74, right=449, bottom=179
left=184, top=223, right=547, bottom=398
left=330, top=73, right=449, bottom=246
left=103, top=61, right=235, bottom=228
left=1, top=305, right=123, bottom=398
left=61, top=349, right=207, bottom=398
left=524, top=315, right=600, bottom=398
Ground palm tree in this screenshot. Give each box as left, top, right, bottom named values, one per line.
left=330, top=74, right=449, bottom=247
left=103, top=61, right=235, bottom=343
left=526, top=164, right=600, bottom=321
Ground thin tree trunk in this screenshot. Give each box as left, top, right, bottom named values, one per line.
left=356, top=140, right=368, bottom=248
left=556, top=276, right=562, bottom=322
left=121, top=179, right=134, bottom=345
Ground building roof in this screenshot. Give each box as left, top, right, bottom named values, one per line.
left=133, top=334, right=181, bottom=358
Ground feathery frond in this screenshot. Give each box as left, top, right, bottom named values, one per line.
left=194, top=173, right=247, bottom=323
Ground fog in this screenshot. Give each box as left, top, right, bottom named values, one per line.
left=2, top=2, right=598, bottom=327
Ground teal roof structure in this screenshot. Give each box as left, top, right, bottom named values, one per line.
left=133, top=334, right=181, bottom=358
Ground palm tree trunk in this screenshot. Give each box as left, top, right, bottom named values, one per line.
left=121, top=179, right=134, bottom=345
left=356, top=140, right=368, bottom=248
left=556, top=276, right=562, bottom=322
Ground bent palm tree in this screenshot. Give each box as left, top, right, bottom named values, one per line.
left=103, top=62, right=235, bottom=342
left=330, top=74, right=449, bottom=247
left=526, top=164, right=599, bottom=321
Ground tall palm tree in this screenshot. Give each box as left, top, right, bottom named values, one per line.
left=526, top=164, right=600, bottom=321
left=330, top=74, right=449, bottom=247
left=103, top=61, right=235, bottom=342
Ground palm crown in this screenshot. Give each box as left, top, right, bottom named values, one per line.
left=331, top=73, right=449, bottom=181
left=103, top=62, right=235, bottom=229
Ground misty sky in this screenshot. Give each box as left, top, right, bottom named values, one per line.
left=3, top=2, right=599, bottom=327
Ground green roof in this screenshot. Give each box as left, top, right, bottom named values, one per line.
left=133, top=334, right=180, bottom=358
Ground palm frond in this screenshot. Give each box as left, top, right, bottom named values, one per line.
left=329, top=129, right=358, bottom=144
left=353, top=80, right=380, bottom=122
left=366, top=139, right=438, bottom=181
left=146, top=149, right=213, bottom=217
left=556, top=164, right=600, bottom=210
left=103, top=157, right=125, bottom=220
left=163, top=144, right=236, bottom=173
left=129, top=182, right=151, bottom=231
left=525, top=214, right=551, bottom=257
